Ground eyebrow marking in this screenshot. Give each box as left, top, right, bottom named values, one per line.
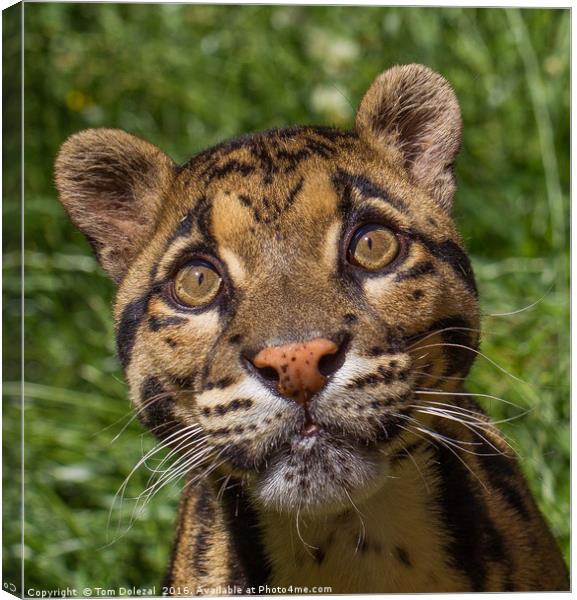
left=332, top=169, right=408, bottom=213
left=396, top=260, right=436, bottom=282
left=173, top=211, right=194, bottom=239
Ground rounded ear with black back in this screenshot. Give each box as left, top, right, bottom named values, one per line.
left=54, top=128, right=176, bottom=283
left=356, top=64, right=462, bottom=212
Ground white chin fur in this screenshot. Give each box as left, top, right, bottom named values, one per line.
left=253, top=433, right=384, bottom=515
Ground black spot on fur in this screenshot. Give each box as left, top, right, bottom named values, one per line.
left=412, top=289, right=424, bottom=301
left=347, top=372, right=381, bottom=389
left=164, top=337, right=178, bottom=348
left=215, top=376, right=236, bottom=389
left=395, top=546, right=412, bottom=568
left=386, top=328, right=404, bottom=353
left=210, top=398, right=253, bottom=417
left=312, top=547, right=325, bottom=565
left=229, top=333, right=244, bottom=345
left=208, top=426, right=231, bottom=436
left=342, top=313, right=358, bottom=325
left=368, top=346, right=385, bottom=356
left=170, top=374, right=196, bottom=389
left=205, top=376, right=237, bottom=391
left=347, top=365, right=396, bottom=389
left=148, top=315, right=187, bottom=331
left=377, top=365, right=394, bottom=383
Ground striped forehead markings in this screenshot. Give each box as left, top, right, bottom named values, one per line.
left=191, top=125, right=355, bottom=183
left=229, top=177, right=304, bottom=226
left=332, top=169, right=408, bottom=215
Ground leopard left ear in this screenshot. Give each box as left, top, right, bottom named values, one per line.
left=356, top=64, right=462, bottom=212
left=55, top=128, right=176, bottom=283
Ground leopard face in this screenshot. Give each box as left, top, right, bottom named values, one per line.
left=55, top=64, right=480, bottom=515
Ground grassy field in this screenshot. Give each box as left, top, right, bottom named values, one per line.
left=3, top=4, right=569, bottom=592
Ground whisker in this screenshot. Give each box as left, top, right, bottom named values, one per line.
left=486, top=286, right=552, bottom=317
left=397, top=416, right=488, bottom=491
left=295, top=505, right=318, bottom=553
left=134, top=447, right=228, bottom=522
left=408, top=342, right=529, bottom=387
left=108, top=424, right=202, bottom=537
left=407, top=325, right=483, bottom=351
left=411, top=368, right=468, bottom=383
left=216, top=472, right=233, bottom=503
left=417, top=401, right=526, bottom=458
left=138, top=445, right=214, bottom=503
left=143, top=434, right=208, bottom=475
left=414, top=408, right=510, bottom=457
left=419, top=400, right=533, bottom=426
left=414, top=388, right=523, bottom=410
left=343, top=487, right=366, bottom=554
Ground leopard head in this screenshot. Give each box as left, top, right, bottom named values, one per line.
left=55, top=64, right=479, bottom=515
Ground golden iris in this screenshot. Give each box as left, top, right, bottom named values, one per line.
left=348, top=225, right=399, bottom=271
left=173, top=262, right=222, bottom=307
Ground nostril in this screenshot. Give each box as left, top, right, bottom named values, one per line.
left=318, top=336, right=349, bottom=377
left=256, top=365, right=279, bottom=382
left=243, top=353, right=281, bottom=384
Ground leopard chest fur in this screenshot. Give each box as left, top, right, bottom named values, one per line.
left=260, top=447, right=463, bottom=594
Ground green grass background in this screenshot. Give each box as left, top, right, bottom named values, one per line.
left=3, top=4, right=569, bottom=592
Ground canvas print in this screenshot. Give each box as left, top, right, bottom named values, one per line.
left=3, top=3, right=570, bottom=596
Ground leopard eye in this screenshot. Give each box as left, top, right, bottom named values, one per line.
left=173, top=261, right=222, bottom=307
left=347, top=224, right=399, bottom=271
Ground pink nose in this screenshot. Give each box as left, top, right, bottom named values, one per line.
left=252, top=338, right=338, bottom=404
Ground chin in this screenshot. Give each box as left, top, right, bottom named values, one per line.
left=252, top=431, right=386, bottom=515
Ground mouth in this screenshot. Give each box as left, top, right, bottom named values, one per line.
left=252, top=427, right=386, bottom=514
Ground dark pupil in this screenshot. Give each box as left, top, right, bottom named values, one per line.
left=365, top=235, right=373, bottom=251
left=197, top=271, right=204, bottom=286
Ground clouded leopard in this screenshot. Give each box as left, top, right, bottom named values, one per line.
left=55, top=64, right=568, bottom=593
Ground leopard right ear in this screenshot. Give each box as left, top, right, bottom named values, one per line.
left=356, top=64, right=462, bottom=212
left=54, top=128, right=176, bottom=283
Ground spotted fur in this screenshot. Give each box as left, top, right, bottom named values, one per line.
left=55, top=64, right=568, bottom=593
